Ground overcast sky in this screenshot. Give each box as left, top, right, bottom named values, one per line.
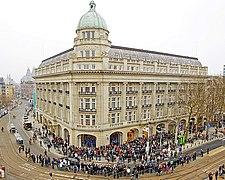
left=0, top=0, right=225, bottom=82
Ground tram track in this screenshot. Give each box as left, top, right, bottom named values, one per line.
left=0, top=111, right=90, bottom=180
left=162, top=149, right=225, bottom=180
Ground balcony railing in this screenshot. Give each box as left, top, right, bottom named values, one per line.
left=109, top=107, right=121, bottom=111
left=168, top=89, right=176, bottom=93
left=79, top=92, right=96, bottom=95
left=109, top=91, right=122, bottom=95
left=156, top=90, right=165, bottom=93
left=167, top=102, right=176, bottom=106
left=126, top=105, right=137, bottom=109
left=79, top=108, right=96, bottom=112
left=142, top=90, right=152, bottom=94
left=142, top=104, right=152, bottom=108
left=76, top=124, right=100, bottom=129
left=155, top=103, right=164, bottom=106
left=126, top=90, right=138, bottom=94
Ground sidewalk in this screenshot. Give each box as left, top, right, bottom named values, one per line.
left=29, top=114, right=222, bottom=162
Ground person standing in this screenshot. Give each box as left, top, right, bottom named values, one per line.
left=215, top=170, right=218, bottom=180
left=208, top=172, right=213, bottom=180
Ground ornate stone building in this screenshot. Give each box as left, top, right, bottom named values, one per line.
left=21, top=68, right=35, bottom=99
left=34, top=1, right=208, bottom=147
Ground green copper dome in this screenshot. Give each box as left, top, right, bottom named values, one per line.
left=77, top=1, right=107, bottom=30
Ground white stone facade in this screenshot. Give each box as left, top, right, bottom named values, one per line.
left=34, top=1, right=208, bottom=147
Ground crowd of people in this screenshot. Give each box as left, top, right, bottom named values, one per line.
left=18, top=124, right=212, bottom=179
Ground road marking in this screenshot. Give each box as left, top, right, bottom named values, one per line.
left=23, top=163, right=36, bottom=169
left=18, top=165, right=31, bottom=171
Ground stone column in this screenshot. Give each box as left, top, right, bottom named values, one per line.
left=62, top=82, right=66, bottom=122
left=121, top=82, right=127, bottom=122
left=164, top=82, right=169, bottom=117
left=74, top=83, right=79, bottom=125
left=123, top=131, right=127, bottom=143
left=99, top=82, right=109, bottom=125
left=56, top=82, right=60, bottom=119
left=152, top=124, right=156, bottom=135
left=152, top=83, right=157, bottom=119
left=137, top=82, right=143, bottom=122
left=69, top=81, right=73, bottom=127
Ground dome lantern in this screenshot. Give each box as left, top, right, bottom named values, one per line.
left=77, top=1, right=107, bottom=30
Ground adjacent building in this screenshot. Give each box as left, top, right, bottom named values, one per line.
left=21, top=68, right=35, bottom=100
left=34, top=1, right=208, bottom=147
left=0, top=77, right=6, bottom=107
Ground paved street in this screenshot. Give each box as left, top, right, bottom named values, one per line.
left=0, top=101, right=225, bottom=180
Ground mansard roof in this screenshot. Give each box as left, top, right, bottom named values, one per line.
left=39, top=45, right=202, bottom=67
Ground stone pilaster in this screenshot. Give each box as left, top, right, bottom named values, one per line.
left=74, top=83, right=79, bottom=125
left=137, top=82, right=143, bottom=122
left=121, top=82, right=127, bottom=122
left=152, top=82, right=157, bottom=119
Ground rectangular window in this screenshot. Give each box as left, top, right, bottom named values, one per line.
left=157, top=95, right=160, bottom=104
left=133, top=97, right=136, bottom=106
left=129, top=85, right=132, bottom=91
left=82, top=32, right=85, bottom=39
left=112, top=86, right=116, bottom=92
left=112, top=97, right=116, bottom=108
left=144, top=96, right=147, bottom=105
left=117, top=113, right=120, bottom=123
left=87, top=31, right=90, bottom=40
left=129, top=96, right=132, bottom=106
left=85, top=98, right=90, bottom=109
left=117, top=97, right=120, bottom=107
left=85, top=50, right=90, bottom=57
left=92, top=64, right=96, bottom=69
left=86, top=115, right=90, bottom=125
left=112, top=114, right=116, bottom=123
left=85, top=86, right=90, bottom=92
left=144, top=110, right=147, bottom=119
left=80, top=51, right=83, bottom=57
left=80, top=115, right=84, bottom=125
left=133, top=111, right=136, bottom=121
left=91, top=31, right=95, bottom=39
left=92, top=86, right=95, bottom=93
left=80, top=86, right=83, bottom=93
left=92, top=50, right=95, bottom=57
left=92, top=115, right=95, bottom=125
left=129, top=112, right=132, bottom=121
left=83, top=64, right=89, bottom=69
left=126, top=97, right=128, bottom=107
left=92, top=98, right=95, bottom=109
left=157, top=108, right=160, bottom=117
left=169, top=95, right=172, bottom=102
left=80, top=99, right=83, bottom=109
left=147, top=110, right=150, bottom=119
